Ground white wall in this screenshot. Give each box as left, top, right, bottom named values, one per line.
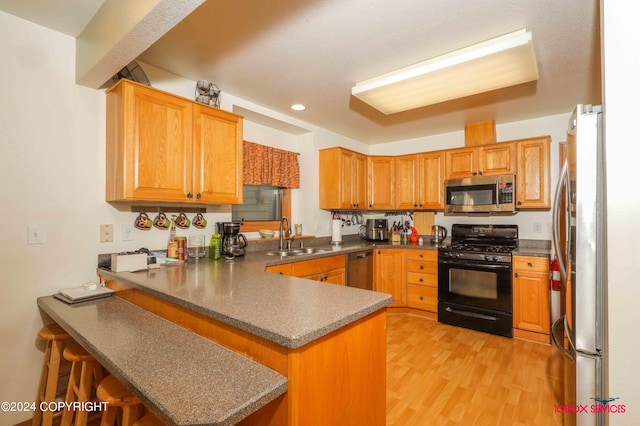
left=602, top=1, right=640, bottom=423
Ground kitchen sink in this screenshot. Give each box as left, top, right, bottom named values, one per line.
left=264, top=247, right=332, bottom=256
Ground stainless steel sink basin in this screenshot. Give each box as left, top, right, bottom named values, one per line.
left=264, top=247, right=332, bottom=256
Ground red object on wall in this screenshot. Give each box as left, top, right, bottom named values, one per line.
left=550, top=257, right=561, bottom=291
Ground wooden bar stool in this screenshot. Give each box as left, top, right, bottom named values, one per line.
left=97, top=375, right=144, bottom=426
left=61, top=341, right=104, bottom=426
left=33, top=323, right=71, bottom=426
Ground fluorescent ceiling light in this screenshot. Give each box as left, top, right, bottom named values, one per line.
left=290, top=104, right=306, bottom=111
left=351, top=29, right=538, bottom=115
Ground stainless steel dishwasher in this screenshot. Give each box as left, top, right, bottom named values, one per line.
left=346, top=250, right=374, bottom=290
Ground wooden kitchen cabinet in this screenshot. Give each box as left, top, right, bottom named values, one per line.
left=395, top=151, right=445, bottom=210
left=374, top=249, right=406, bottom=307
left=266, top=255, right=346, bottom=285
left=319, top=147, right=367, bottom=209
left=406, top=249, right=438, bottom=318
left=445, top=142, right=516, bottom=179
left=106, top=79, right=243, bottom=204
left=367, top=156, right=395, bottom=209
left=513, top=255, right=551, bottom=343
left=516, top=136, right=551, bottom=209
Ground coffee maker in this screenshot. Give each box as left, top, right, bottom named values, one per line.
left=217, top=222, right=248, bottom=258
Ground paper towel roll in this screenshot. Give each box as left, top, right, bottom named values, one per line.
left=331, top=219, right=342, bottom=243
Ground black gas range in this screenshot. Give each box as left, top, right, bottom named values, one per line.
left=438, top=224, right=518, bottom=338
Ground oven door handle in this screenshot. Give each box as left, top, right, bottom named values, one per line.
left=445, top=306, right=499, bottom=321
left=438, top=259, right=511, bottom=270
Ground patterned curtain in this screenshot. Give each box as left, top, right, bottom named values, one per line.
left=243, top=141, right=300, bottom=188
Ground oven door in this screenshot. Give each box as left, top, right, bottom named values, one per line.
left=438, top=258, right=513, bottom=312
left=438, top=257, right=514, bottom=337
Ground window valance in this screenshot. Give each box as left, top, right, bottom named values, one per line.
left=243, top=141, right=300, bottom=188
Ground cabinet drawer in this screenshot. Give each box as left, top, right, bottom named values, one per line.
left=265, top=263, right=293, bottom=275
left=407, top=250, right=437, bottom=262
left=407, top=272, right=437, bottom=287
left=407, top=261, right=437, bottom=275
left=513, top=256, right=549, bottom=272
left=291, top=255, right=345, bottom=276
left=407, top=285, right=438, bottom=312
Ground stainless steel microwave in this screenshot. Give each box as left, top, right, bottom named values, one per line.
left=444, top=175, right=516, bottom=214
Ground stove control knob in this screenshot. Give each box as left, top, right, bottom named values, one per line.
left=455, top=253, right=461, bottom=258
left=492, top=256, right=499, bottom=262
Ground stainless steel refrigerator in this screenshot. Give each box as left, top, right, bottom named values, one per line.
left=552, top=104, right=607, bottom=425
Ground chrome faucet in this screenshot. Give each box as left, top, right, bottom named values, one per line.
left=279, top=216, right=294, bottom=250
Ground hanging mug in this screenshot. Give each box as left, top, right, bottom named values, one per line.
left=175, top=212, right=191, bottom=229
left=134, top=212, right=152, bottom=230
left=193, top=212, right=207, bottom=229
left=153, top=212, right=170, bottom=230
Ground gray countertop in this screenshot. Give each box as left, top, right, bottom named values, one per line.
left=98, top=241, right=396, bottom=349
left=37, top=295, right=287, bottom=426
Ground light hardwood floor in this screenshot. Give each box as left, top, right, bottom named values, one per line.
left=386, top=314, right=564, bottom=426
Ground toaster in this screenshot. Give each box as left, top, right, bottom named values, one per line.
left=365, top=219, right=389, bottom=241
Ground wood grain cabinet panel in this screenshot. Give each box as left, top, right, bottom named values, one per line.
left=513, top=255, right=551, bottom=343
left=367, top=156, right=395, bottom=209
left=395, top=152, right=445, bottom=210
left=405, top=249, right=438, bottom=316
left=516, top=136, right=551, bottom=209
left=106, top=79, right=242, bottom=204
left=319, top=148, right=367, bottom=209
left=266, top=255, right=346, bottom=286
left=445, top=143, right=515, bottom=180
left=374, top=249, right=406, bottom=307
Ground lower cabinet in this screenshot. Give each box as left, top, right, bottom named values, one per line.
left=512, top=255, right=551, bottom=343
left=373, top=249, right=406, bottom=307
left=265, top=255, right=346, bottom=285
left=406, top=249, right=438, bottom=316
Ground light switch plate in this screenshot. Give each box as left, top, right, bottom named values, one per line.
left=27, top=224, right=44, bottom=245
left=121, top=224, right=134, bottom=241
left=100, top=224, right=114, bottom=242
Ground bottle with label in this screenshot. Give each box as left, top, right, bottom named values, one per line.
left=209, top=234, right=221, bottom=260
left=167, top=215, right=178, bottom=259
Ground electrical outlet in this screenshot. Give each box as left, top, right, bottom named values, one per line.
left=533, top=223, right=542, bottom=234
left=27, top=224, right=44, bottom=245
left=121, top=224, right=134, bottom=241
left=100, top=224, right=114, bottom=242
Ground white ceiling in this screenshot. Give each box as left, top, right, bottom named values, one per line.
left=0, top=0, right=601, bottom=144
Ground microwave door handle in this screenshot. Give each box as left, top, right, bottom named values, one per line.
left=496, top=178, right=501, bottom=209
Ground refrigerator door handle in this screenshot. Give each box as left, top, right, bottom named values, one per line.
left=552, top=160, right=569, bottom=283
left=551, top=316, right=575, bottom=362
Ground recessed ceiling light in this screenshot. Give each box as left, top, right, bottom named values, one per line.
left=290, top=104, right=306, bottom=111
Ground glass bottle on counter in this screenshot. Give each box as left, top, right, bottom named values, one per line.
left=209, top=234, right=221, bottom=260
left=167, top=215, right=178, bottom=259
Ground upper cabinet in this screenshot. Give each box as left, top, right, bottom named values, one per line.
left=395, top=151, right=445, bottom=210
left=445, top=143, right=516, bottom=180
left=515, top=136, right=551, bottom=209
left=106, top=79, right=243, bottom=204
left=319, top=147, right=367, bottom=209
left=367, top=156, right=395, bottom=209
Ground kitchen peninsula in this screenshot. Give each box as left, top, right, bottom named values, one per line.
left=68, top=250, right=392, bottom=425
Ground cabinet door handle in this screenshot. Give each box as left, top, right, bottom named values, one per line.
left=478, top=171, right=483, bottom=176
left=527, top=262, right=533, bottom=267
left=518, top=201, right=523, bottom=206
left=196, top=193, right=202, bottom=200
left=419, top=253, right=424, bottom=258
left=419, top=296, right=424, bottom=301
left=419, top=278, right=424, bottom=283
left=514, top=272, right=519, bottom=278
left=472, top=172, right=478, bottom=176
left=419, top=265, right=424, bottom=270
left=187, top=192, right=193, bottom=199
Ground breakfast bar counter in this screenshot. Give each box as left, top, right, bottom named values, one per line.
left=92, top=248, right=392, bottom=425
